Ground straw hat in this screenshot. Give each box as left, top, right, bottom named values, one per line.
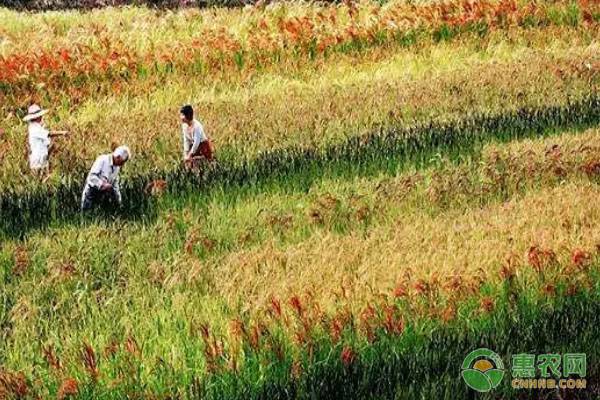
left=23, top=104, right=49, bottom=122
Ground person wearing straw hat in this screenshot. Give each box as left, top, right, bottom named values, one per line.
left=23, top=104, right=68, bottom=176
left=179, top=104, right=214, bottom=169
left=81, top=145, right=131, bottom=211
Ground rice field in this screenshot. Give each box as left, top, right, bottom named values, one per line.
left=1, top=1, right=600, bottom=399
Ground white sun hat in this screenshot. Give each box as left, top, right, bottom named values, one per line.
left=23, top=104, right=49, bottom=122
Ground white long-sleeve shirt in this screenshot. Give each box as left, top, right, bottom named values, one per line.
left=84, top=154, right=122, bottom=203
left=27, top=122, right=51, bottom=169
left=182, top=119, right=207, bottom=158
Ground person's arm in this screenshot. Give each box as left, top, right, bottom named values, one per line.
left=49, top=130, right=68, bottom=137
left=87, top=157, right=107, bottom=188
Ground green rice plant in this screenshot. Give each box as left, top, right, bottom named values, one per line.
left=2, top=93, right=599, bottom=238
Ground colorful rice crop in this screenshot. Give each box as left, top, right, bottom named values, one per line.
left=1, top=1, right=600, bottom=399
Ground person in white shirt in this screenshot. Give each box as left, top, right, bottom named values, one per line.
left=81, top=146, right=131, bottom=211
left=180, top=104, right=214, bottom=168
left=23, top=104, right=68, bottom=177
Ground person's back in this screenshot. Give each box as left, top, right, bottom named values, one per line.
left=85, top=153, right=120, bottom=186
left=27, top=121, right=50, bottom=170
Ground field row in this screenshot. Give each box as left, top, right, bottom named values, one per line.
left=1, top=0, right=598, bottom=111
left=2, top=91, right=599, bottom=238
left=2, top=125, right=600, bottom=397
left=1, top=29, right=598, bottom=192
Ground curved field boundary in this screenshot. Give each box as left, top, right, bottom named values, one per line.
left=1, top=94, right=599, bottom=238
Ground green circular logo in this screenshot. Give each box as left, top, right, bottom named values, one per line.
left=461, top=348, right=505, bottom=392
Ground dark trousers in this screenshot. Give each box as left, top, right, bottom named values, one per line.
left=81, top=186, right=119, bottom=211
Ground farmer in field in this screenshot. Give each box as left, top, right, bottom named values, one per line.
left=180, top=104, right=214, bottom=168
left=81, top=145, right=131, bottom=211
left=23, top=104, right=68, bottom=177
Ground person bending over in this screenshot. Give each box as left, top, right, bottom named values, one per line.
left=180, top=104, right=214, bottom=169
left=81, top=146, right=131, bottom=211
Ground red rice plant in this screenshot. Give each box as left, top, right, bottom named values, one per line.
left=248, top=322, right=263, bottom=351
left=329, top=317, right=344, bottom=344
left=294, top=330, right=308, bottom=346
left=199, top=323, right=211, bottom=341
left=125, top=336, right=140, bottom=358
left=229, top=318, right=246, bottom=341
left=145, top=179, right=168, bottom=196
left=542, top=283, right=556, bottom=297
left=382, top=305, right=404, bottom=336
left=328, top=308, right=352, bottom=344
left=571, top=248, right=591, bottom=270
left=360, top=304, right=377, bottom=343
left=267, top=335, right=285, bottom=362
left=443, top=274, right=463, bottom=292
left=500, top=251, right=520, bottom=280
left=288, top=295, right=304, bottom=319
left=566, top=283, right=579, bottom=297
left=360, top=303, right=376, bottom=325
left=184, top=229, right=198, bottom=255
left=198, top=325, right=224, bottom=373
left=308, top=208, right=324, bottom=224
left=104, top=341, right=119, bottom=359
left=480, top=297, right=495, bottom=314
left=57, top=261, right=76, bottom=280
left=412, top=279, right=430, bottom=297
left=440, top=305, right=456, bottom=323
left=201, top=236, right=216, bottom=253
left=0, top=369, right=28, bottom=399
left=340, top=346, right=356, bottom=367
left=527, top=246, right=556, bottom=274
left=393, top=281, right=408, bottom=298
left=43, top=345, right=63, bottom=373
left=268, top=296, right=283, bottom=320
left=57, top=378, right=79, bottom=400
left=81, top=343, right=99, bottom=382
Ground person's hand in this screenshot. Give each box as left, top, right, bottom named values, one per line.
left=101, top=182, right=113, bottom=191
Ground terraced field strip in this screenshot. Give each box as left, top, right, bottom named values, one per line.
left=1, top=24, right=598, bottom=187
left=2, top=0, right=597, bottom=109
left=2, top=94, right=599, bottom=238
left=3, top=126, right=600, bottom=398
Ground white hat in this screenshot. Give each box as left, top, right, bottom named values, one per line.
left=113, top=145, right=131, bottom=161
left=23, top=104, right=49, bottom=122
